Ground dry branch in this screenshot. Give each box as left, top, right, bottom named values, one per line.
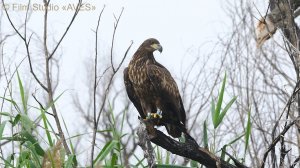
left=137, top=123, right=156, bottom=168
left=136, top=121, right=248, bottom=168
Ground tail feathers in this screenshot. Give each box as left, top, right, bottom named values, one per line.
left=166, top=123, right=186, bottom=138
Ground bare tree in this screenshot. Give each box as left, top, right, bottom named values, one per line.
left=1, top=0, right=82, bottom=156
left=220, top=0, right=300, bottom=167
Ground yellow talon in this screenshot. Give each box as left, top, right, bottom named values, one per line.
left=146, top=113, right=162, bottom=119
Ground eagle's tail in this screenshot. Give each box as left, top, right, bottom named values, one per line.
left=166, top=124, right=185, bottom=138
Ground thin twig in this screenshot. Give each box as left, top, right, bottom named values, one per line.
left=291, top=156, right=300, bottom=167
left=91, top=5, right=105, bottom=167
left=279, top=135, right=290, bottom=168
left=48, top=0, right=82, bottom=60
left=1, top=0, right=49, bottom=91
left=110, top=8, right=124, bottom=73
left=261, top=117, right=300, bottom=167
left=32, top=93, right=54, bottom=117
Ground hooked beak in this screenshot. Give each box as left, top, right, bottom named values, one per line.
left=151, top=43, right=163, bottom=53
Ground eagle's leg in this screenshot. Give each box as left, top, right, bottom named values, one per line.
left=141, top=105, right=157, bottom=139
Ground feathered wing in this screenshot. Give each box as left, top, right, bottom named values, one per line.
left=123, top=68, right=146, bottom=119
left=147, top=64, right=186, bottom=137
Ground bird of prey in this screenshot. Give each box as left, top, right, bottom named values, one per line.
left=123, top=38, right=186, bottom=138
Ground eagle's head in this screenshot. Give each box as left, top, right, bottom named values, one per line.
left=139, top=38, right=163, bottom=53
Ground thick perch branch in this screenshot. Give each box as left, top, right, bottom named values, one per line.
left=151, top=130, right=239, bottom=168
left=137, top=122, right=248, bottom=168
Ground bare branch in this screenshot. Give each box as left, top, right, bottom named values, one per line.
left=91, top=5, right=105, bottom=165
left=261, top=117, right=300, bottom=168
left=1, top=0, right=48, bottom=91
left=48, top=0, right=82, bottom=60
left=110, top=8, right=124, bottom=73
left=150, top=127, right=244, bottom=168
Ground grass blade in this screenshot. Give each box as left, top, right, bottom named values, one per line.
left=24, top=141, right=42, bottom=167
left=0, top=97, right=21, bottom=113
left=17, top=70, right=27, bottom=113
left=93, top=140, right=118, bottom=165
left=228, top=133, right=244, bottom=146
left=111, top=152, right=118, bottom=166
left=64, top=154, right=74, bottom=168
left=203, top=120, right=208, bottom=149
left=120, top=108, right=127, bottom=134
left=217, top=134, right=244, bottom=152
left=165, top=151, right=170, bottom=165
left=221, top=145, right=226, bottom=160
left=41, top=108, right=53, bottom=147
left=214, top=73, right=226, bottom=128
left=211, top=99, right=217, bottom=127
left=156, top=146, right=162, bottom=164
left=1, top=155, right=14, bottom=167
left=216, top=96, right=237, bottom=127
left=21, top=131, right=45, bottom=156
left=12, top=114, right=21, bottom=127
left=244, top=110, right=251, bottom=156
left=96, top=129, right=113, bottom=133
left=0, top=112, right=12, bottom=117
left=45, top=91, right=66, bottom=111
left=0, top=121, right=7, bottom=140
left=20, top=114, right=34, bottom=132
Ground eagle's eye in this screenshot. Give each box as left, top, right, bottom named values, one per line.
left=150, top=43, right=163, bottom=53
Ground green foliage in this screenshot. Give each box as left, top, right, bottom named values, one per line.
left=20, top=130, right=45, bottom=156
left=211, top=74, right=237, bottom=129
left=205, top=74, right=252, bottom=164
left=65, top=154, right=75, bottom=168
left=0, top=73, right=74, bottom=167
left=92, top=103, right=131, bottom=167
left=190, top=160, right=199, bottom=167
left=94, top=140, right=118, bottom=164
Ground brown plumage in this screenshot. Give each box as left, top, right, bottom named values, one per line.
left=123, top=38, right=186, bottom=138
